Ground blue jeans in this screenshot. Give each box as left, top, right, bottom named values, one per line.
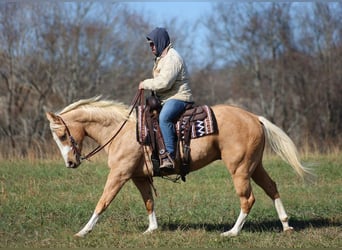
left=159, top=99, right=189, bottom=158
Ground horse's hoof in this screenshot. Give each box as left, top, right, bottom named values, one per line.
left=143, top=227, right=157, bottom=235
left=284, top=227, right=294, bottom=234
left=74, top=232, right=85, bottom=238
left=220, top=231, right=238, bottom=237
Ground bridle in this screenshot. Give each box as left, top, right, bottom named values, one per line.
left=57, top=90, right=143, bottom=163
left=58, top=116, right=82, bottom=164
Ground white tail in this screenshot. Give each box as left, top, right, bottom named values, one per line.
left=259, top=116, right=314, bottom=181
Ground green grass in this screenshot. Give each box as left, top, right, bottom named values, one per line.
left=0, top=155, right=341, bottom=248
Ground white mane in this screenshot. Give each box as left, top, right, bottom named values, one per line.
left=58, top=96, right=135, bottom=122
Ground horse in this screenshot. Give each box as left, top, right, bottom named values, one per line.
left=45, top=95, right=312, bottom=237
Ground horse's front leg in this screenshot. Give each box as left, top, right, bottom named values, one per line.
left=132, top=177, right=158, bottom=234
left=75, top=168, right=129, bottom=237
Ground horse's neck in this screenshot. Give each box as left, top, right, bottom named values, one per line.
left=86, top=120, right=118, bottom=145
left=70, top=109, right=123, bottom=145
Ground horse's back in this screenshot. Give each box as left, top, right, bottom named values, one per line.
left=212, top=104, right=264, bottom=149
left=212, top=104, right=259, bottom=123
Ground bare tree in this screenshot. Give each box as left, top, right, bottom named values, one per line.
left=0, top=2, right=340, bottom=158
left=293, top=3, right=342, bottom=147
left=204, top=3, right=295, bottom=120
left=0, top=3, right=33, bottom=152
left=202, top=2, right=341, bottom=149
left=0, top=2, right=152, bottom=157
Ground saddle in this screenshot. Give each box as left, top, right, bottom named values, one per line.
left=136, top=95, right=217, bottom=181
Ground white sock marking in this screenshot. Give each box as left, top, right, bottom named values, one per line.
left=274, top=198, right=293, bottom=231
left=221, top=209, right=248, bottom=237
left=143, top=211, right=158, bottom=234
left=75, top=212, right=99, bottom=237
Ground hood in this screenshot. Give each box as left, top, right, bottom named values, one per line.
left=146, top=27, right=170, bottom=57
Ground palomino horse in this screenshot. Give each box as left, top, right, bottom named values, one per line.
left=46, top=96, right=312, bottom=237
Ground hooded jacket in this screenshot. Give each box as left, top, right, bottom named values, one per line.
left=141, top=28, right=193, bottom=103
left=146, top=27, right=170, bottom=57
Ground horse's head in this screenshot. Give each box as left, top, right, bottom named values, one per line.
left=46, top=112, right=84, bottom=168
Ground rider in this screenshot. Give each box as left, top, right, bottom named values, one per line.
left=139, top=27, right=193, bottom=170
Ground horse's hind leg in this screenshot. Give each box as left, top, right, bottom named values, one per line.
left=251, top=163, right=294, bottom=232
left=221, top=171, right=256, bottom=237
left=132, top=177, right=158, bottom=234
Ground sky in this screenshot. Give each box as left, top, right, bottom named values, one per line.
left=126, top=2, right=213, bottom=25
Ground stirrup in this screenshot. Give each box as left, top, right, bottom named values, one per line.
left=160, top=157, right=174, bottom=170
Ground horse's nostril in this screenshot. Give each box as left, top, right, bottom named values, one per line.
left=68, top=161, right=80, bottom=168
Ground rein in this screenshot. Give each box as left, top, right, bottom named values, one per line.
left=59, top=90, right=143, bottom=162
left=81, top=90, right=143, bottom=161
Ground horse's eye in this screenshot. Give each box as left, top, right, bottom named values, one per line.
left=60, top=134, right=67, bottom=141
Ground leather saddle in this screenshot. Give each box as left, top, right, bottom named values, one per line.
left=136, top=95, right=217, bottom=181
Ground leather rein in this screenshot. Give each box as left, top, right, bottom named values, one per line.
left=58, top=90, right=143, bottom=162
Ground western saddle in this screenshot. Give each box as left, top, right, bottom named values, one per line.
left=136, top=94, right=217, bottom=181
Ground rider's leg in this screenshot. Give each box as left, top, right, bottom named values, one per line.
left=159, top=99, right=187, bottom=167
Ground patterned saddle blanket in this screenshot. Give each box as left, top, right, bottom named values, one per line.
left=136, top=104, right=217, bottom=145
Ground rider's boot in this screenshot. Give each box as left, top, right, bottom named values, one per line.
left=160, top=155, right=175, bottom=170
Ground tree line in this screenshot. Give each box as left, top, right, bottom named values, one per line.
left=0, top=2, right=341, bottom=158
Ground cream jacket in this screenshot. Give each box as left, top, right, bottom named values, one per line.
left=141, top=45, right=193, bottom=104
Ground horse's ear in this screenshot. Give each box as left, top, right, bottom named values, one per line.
left=46, top=112, right=60, bottom=124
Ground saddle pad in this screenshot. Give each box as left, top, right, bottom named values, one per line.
left=136, top=105, right=217, bottom=145
left=175, top=105, right=217, bottom=139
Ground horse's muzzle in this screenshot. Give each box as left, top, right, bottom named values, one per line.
left=67, top=160, right=81, bottom=169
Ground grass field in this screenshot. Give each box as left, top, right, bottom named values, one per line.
left=0, top=155, right=341, bottom=248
